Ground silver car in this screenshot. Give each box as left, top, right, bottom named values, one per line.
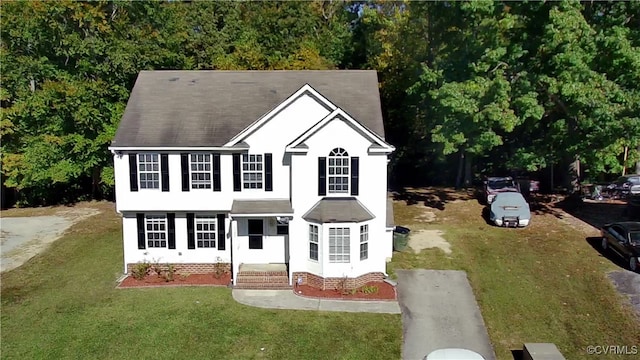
left=489, top=192, right=531, bottom=227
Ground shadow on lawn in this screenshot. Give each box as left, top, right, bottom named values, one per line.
left=556, top=198, right=628, bottom=229
left=585, top=236, right=629, bottom=271
left=392, top=187, right=475, bottom=210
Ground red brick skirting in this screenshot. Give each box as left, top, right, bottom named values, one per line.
left=292, top=272, right=384, bottom=290
left=126, top=263, right=230, bottom=275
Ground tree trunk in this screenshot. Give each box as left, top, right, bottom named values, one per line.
left=92, top=167, right=100, bottom=199
left=636, top=144, right=640, bottom=174
left=569, top=155, right=580, bottom=194
left=549, top=164, right=554, bottom=193
left=455, top=150, right=464, bottom=189
left=463, top=153, right=472, bottom=188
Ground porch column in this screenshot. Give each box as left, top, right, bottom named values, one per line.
left=231, top=218, right=240, bottom=286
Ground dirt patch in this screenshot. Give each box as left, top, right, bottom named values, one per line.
left=607, top=270, right=640, bottom=318
left=408, top=229, right=452, bottom=255
left=118, top=273, right=231, bottom=288
left=294, top=281, right=396, bottom=300
left=0, top=207, right=102, bottom=273
left=414, top=210, right=437, bottom=223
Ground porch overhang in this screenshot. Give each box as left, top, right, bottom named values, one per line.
left=230, top=199, right=293, bottom=217
left=302, top=197, right=374, bottom=223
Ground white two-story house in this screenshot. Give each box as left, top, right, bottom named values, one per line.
left=110, top=70, right=395, bottom=290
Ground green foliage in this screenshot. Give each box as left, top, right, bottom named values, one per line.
left=0, top=0, right=350, bottom=205
left=360, top=284, right=379, bottom=294
left=353, top=0, right=639, bottom=186
left=1, top=0, right=638, bottom=201
left=131, top=261, right=151, bottom=280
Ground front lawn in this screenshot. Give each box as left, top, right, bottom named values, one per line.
left=388, top=189, right=640, bottom=360
left=1, top=203, right=401, bottom=360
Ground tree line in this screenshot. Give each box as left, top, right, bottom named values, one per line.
left=1, top=0, right=639, bottom=206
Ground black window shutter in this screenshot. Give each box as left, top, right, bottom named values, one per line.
left=351, top=157, right=359, bottom=196
left=217, top=214, right=226, bottom=250
left=318, top=157, right=327, bottom=196
left=265, top=153, right=273, bottom=192
left=136, top=213, right=145, bottom=249
left=232, top=153, right=241, bottom=192
left=129, top=154, right=138, bottom=192
left=181, top=153, right=190, bottom=191
left=161, top=154, right=169, bottom=192
left=212, top=153, right=221, bottom=192
left=167, top=213, right=176, bottom=249
left=187, top=213, right=195, bottom=249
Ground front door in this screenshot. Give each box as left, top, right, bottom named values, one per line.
left=248, top=219, right=263, bottom=249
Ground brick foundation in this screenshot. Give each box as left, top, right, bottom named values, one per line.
left=292, top=272, right=385, bottom=290
left=126, top=262, right=230, bottom=275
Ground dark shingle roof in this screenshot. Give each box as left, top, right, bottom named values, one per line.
left=230, top=199, right=293, bottom=215
left=386, top=197, right=394, bottom=228
left=303, top=197, right=374, bottom=223
left=112, top=70, right=385, bottom=147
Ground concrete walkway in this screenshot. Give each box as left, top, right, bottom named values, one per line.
left=232, top=289, right=401, bottom=314
left=397, top=269, right=496, bottom=360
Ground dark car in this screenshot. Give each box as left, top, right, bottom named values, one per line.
left=484, top=176, right=520, bottom=204
left=607, top=174, right=640, bottom=198
left=600, top=222, right=640, bottom=272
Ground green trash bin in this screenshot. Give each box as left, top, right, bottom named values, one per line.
left=393, top=226, right=410, bottom=251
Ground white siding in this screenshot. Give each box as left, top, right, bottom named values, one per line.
left=122, top=213, right=231, bottom=272
left=288, top=117, right=390, bottom=278
left=116, top=91, right=392, bottom=278
left=114, top=93, right=331, bottom=213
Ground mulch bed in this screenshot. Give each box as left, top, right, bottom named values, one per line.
left=118, top=275, right=397, bottom=301
left=118, top=273, right=231, bottom=288
left=294, top=281, right=397, bottom=301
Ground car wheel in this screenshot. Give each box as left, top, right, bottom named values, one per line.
left=630, top=257, right=638, bottom=272
left=601, top=237, right=608, bottom=250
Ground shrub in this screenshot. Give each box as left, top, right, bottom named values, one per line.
left=131, top=262, right=151, bottom=280
left=163, top=264, right=178, bottom=282
left=212, top=257, right=228, bottom=279
left=361, top=285, right=379, bottom=295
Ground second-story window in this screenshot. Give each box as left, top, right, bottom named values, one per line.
left=138, top=154, right=160, bottom=189
left=190, top=154, right=212, bottom=189
left=242, top=154, right=263, bottom=189
left=328, top=148, right=349, bottom=193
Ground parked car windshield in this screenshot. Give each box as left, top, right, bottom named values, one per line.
left=488, top=179, right=515, bottom=189
left=630, top=231, right=640, bottom=244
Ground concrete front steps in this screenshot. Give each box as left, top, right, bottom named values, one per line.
left=234, top=264, right=292, bottom=290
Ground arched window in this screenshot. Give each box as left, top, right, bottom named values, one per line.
left=328, top=148, right=349, bottom=193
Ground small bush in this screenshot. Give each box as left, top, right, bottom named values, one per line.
left=131, top=262, right=151, bottom=280
left=163, top=264, right=177, bottom=282
left=361, top=285, right=379, bottom=295
left=335, top=276, right=352, bottom=295
left=212, top=257, right=228, bottom=279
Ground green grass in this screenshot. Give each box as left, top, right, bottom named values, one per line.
left=389, top=191, right=640, bottom=360
left=1, top=204, right=401, bottom=360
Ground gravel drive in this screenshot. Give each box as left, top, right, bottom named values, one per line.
left=1, top=208, right=100, bottom=272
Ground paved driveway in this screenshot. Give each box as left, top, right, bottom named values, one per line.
left=396, top=269, right=496, bottom=360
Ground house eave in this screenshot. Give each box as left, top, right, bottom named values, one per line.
left=108, top=146, right=248, bottom=152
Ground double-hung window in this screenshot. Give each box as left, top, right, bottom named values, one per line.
left=309, top=224, right=319, bottom=261
left=190, top=154, right=212, bottom=189
left=329, top=227, right=350, bottom=263
left=146, top=215, right=167, bottom=247
left=195, top=216, right=216, bottom=248
left=328, top=148, right=349, bottom=193
left=242, top=154, right=263, bottom=189
left=139, top=154, right=160, bottom=189
left=360, top=224, right=368, bottom=260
